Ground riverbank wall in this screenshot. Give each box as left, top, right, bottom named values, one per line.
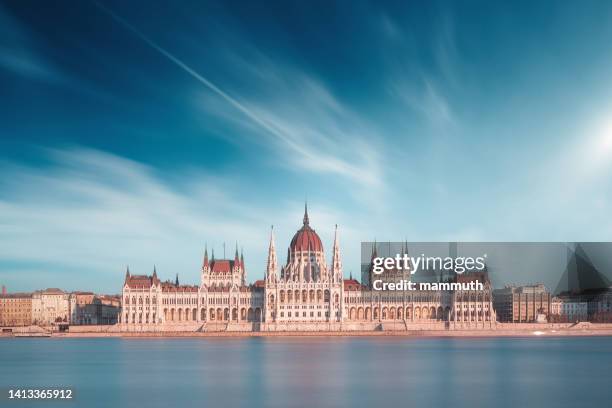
left=3, top=322, right=612, bottom=338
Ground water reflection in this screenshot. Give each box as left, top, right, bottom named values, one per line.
left=1, top=337, right=611, bottom=408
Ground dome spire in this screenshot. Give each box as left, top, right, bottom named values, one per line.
left=303, top=201, right=309, bottom=226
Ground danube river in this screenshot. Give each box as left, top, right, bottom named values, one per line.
left=1, top=336, right=612, bottom=408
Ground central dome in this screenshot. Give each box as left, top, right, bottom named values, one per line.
left=289, top=204, right=323, bottom=253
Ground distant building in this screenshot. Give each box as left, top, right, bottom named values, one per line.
left=0, top=292, right=32, bottom=326
left=590, top=288, right=612, bottom=322
left=561, top=300, right=588, bottom=322
left=550, top=289, right=609, bottom=322
left=32, top=288, right=70, bottom=325
left=493, top=284, right=551, bottom=323
left=70, top=292, right=121, bottom=325
left=451, top=271, right=495, bottom=324
left=551, top=296, right=563, bottom=317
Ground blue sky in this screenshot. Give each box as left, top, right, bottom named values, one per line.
left=2, top=0, right=612, bottom=293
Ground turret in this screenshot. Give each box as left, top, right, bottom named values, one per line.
left=203, top=245, right=209, bottom=269
left=266, top=226, right=278, bottom=282
left=124, top=266, right=130, bottom=284
left=240, top=248, right=246, bottom=285
left=331, top=224, right=342, bottom=282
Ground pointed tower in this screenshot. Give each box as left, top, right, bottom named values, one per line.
left=303, top=201, right=309, bottom=226
left=365, top=240, right=378, bottom=288
left=331, top=224, right=342, bottom=282
left=240, top=247, right=246, bottom=285
left=152, top=265, right=158, bottom=282
left=124, top=265, right=131, bottom=285
left=266, top=226, right=278, bottom=283
left=201, top=245, right=210, bottom=287
left=232, top=241, right=241, bottom=286
left=175, top=273, right=179, bottom=286
left=203, top=245, right=209, bottom=269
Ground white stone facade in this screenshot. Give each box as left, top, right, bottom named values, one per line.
left=32, top=288, right=70, bottom=325
left=119, top=207, right=495, bottom=331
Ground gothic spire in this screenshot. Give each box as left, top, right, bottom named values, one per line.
left=153, top=265, right=157, bottom=279
left=266, top=225, right=278, bottom=282
left=203, top=244, right=209, bottom=269
left=175, top=273, right=179, bottom=286
left=331, top=224, right=342, bottom=281
left=125, top=265, right=130, bottom=283
left=303, top=201, right=309, bottom=226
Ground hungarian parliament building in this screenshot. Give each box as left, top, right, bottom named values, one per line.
left=120, top=206, right=496, bottom=331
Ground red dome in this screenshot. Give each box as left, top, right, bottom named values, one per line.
left=290, top=225, right=323, bottom=252
left=289, top=204, right=323, bottom=252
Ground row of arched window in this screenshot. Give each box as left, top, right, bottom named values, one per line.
left=124, top=296, right=156, bottom=305
left=125, top=312, right=157, bottom=324
left=346, top=306, right=452, bottom=321
left=159, top=307, right=262, bottom=323
left=278, top=289, right=332, bottom=303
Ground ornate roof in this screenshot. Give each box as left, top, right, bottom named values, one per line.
left=343, top=279, right=363, bottom=291
left=289, top=204, right=323, bottom=253
left=161, top=283, right=198, bottom=293
left=210, top=259, right=241, bottom=273
left=125, top=275, right=157, bottom=289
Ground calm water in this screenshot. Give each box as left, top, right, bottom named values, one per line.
left=1, top=336, right=612, bottom=408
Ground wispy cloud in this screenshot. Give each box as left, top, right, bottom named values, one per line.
left=203, top=66, right=384, bottom=188
left=390, top=78, right=456, bottom=130
left=0, top=6, right=65, bottom=83
left=382, top=8, right=460, bottom=132
left=0, top=147, right=367, bottom=292
left=94, top=2, right=384, bottom=191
